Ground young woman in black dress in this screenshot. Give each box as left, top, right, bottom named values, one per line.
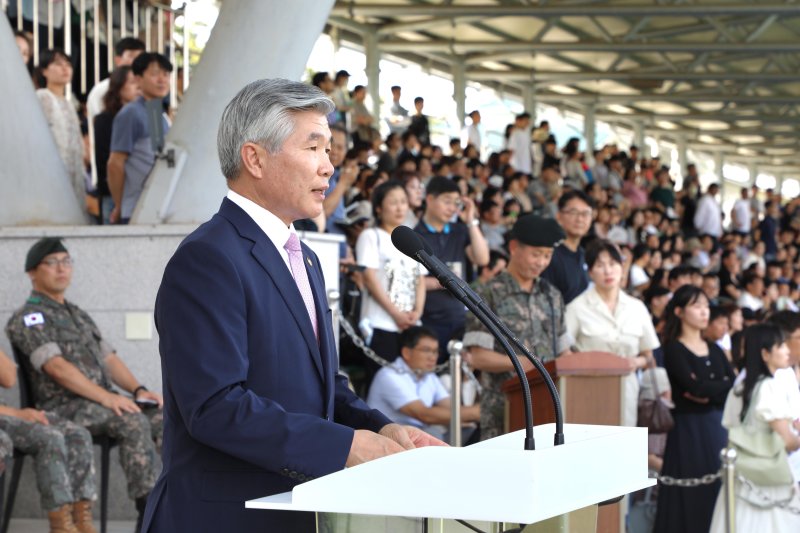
left=654, top=285, right=735, bottom=533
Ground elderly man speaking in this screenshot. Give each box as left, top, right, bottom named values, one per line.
left=142, top=79, right=443, bottom=533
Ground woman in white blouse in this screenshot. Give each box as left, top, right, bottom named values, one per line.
left=356, top=180, right=426, bottom=383
left=566, top=239, right=661, bottom=426
left=36, top=48, right=86, bottom=209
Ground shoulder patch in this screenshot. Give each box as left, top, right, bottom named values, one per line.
left=23, top=313, right=45, bottom=327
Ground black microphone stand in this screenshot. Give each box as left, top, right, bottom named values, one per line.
left=417, top=244, right=565, bottom=447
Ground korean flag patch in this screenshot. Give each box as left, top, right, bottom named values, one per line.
left=23, top=312, right=45, bottom=327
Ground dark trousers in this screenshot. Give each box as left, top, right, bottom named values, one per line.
left=364, top=329, right=401, bottom=394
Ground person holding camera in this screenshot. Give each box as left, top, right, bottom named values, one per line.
left=6, top=237, right=163, bottom=532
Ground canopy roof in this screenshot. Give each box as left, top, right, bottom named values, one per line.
left=328, top=1, right=800, bottom=171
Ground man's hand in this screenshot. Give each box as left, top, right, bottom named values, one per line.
left=109, top=205, right=121, bottom=224
left=345, top=429, right=406, bottom=467
left=136, top=389, right=164, bottom=408
left=16, top=408, right=49, bottom=425
left=379, top=423, right=448, bottom=450
left=101, top=391, right=141, bottom=416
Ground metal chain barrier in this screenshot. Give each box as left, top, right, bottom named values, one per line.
left=734, top=474, right=800, bottom=515
left=335, top=308, right=450, bottom=374
left=655, top=471, right=722, bottom=488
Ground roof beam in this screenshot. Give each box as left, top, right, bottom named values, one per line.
left=331, top=3, right=800, bottom=18
left=465, top=70, right=800, bottom=82
left=531, top=93, right=800, bottom=105
left=380, top=40, right=800, bottom=54
left=597, top=113, right=800, bottom=124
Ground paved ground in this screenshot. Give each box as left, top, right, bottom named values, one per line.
left=7, top=519, right=137, bottom=532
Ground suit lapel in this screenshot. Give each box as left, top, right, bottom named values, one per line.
left=219, top=199, right=325, bottom=381
left=302, top=242, right=335, bottom=410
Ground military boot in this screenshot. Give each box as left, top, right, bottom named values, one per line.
left=47, top=504, right=79, bottom=533
left=72, top=500, right=98, bottom=533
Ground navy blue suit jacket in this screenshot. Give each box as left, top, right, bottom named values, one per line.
left=142, top=198, right=392, bottom=532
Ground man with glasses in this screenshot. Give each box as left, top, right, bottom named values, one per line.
left=367, top=326, right=480, bottom=441
left=415, top=177, right=490, bottom=363
left=6, top=237, right=163, bottom=531
left=541, top=190, right=596, bottom=305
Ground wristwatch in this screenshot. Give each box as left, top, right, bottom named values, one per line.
left=133, top=385, right=148, bottom=398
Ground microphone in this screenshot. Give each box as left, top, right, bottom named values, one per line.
left=392, top=226, right=535, bottom=450
left=392, top=226, right=565, bottom=448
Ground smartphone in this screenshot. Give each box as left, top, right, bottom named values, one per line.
left=135, top=398, right=159, bottom=408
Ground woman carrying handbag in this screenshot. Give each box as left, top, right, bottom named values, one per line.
left=709, top=324, right=800, bottom=532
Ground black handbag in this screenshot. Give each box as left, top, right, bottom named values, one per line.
left=637, top=367, right=675, bottom=434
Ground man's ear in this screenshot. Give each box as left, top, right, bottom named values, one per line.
left=241, top=142, right=266, bottom=179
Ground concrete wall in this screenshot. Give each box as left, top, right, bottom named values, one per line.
left=0, top=224, right=343, bottom=518
left=0, top=224, right=195, bottom=518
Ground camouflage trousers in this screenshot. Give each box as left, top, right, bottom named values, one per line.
left=479, top=388, right=506, bottom=441
left=0, top=414, right=95, bottom=511
left=52, top=398, right=163, bottom=500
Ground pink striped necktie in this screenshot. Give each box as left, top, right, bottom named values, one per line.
left=284, top=233, right=318, bottom=341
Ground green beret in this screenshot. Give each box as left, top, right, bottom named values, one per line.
left=25, top=237, right=68, bottom=271
left=510, top=215, right=565, bottom=248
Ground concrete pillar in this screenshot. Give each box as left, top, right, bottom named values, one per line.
left=452, top=60, right=466, bottom=129
left=364, top=31, right=381, bottom=125
left=0, top=16, right=86, bottom=225
left=522, top=84, right=535, bottom=115
left=134, top=0, right=335, bottom=224
left=584, top=104, right=596, bottom=152
left=748, top=163, right=758, bottom=187
left=633, top=120, right=646, bottom=156
left=676, top=135, right=688, bottom=177
left=714, top=152, right=725, bottom=204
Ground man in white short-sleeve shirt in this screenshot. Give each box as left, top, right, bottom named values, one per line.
left=367, top=326, right=479, bottom=439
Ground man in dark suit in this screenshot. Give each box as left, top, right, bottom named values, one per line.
left=142, top=79, right=442, bottom=532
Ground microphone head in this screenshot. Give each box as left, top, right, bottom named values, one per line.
left=391, top=226, right=424, bottom=259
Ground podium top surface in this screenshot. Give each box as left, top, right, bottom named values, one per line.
left=246, top=423, right=654, bottom=524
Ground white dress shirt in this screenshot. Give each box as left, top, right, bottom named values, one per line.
left=227, top=189, right=294, bottom=272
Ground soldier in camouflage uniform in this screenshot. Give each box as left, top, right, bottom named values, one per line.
left=5, top=238, right=163, bottom=531
left=0, top=348, right=96, bottom=533
left=463, top=215, right=574, bottom=440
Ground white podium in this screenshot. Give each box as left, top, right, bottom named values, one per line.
left=247, top=424, right=654, bottom=530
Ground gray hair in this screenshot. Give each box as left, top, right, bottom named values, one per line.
left=217, top=78, right=335, bottom=180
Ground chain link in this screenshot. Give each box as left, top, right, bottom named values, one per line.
left=734, top=474, right=800, bottom=514
left=655, top=471, right=722, bottom=487
left=336, top=308, right=450, bottom=374
left=654, top=468, right=800, bottom=514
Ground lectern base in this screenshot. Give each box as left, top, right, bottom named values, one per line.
left=317, top=504, right=598, bottom=533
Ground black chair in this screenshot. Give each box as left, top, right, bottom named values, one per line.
left=4, top=346, right=116, bottom=533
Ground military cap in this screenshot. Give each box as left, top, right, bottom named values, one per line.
left=510, top=215, right=565, bottom=248
left=25, top=237, right=68, bottom=271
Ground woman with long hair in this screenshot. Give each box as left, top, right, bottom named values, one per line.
left=36, top=48, right=86, bottom=209
left=654, top=285, right=735, bottom=533
left=709, top=324, right=800, bottom=531
left=93, top=66, right=139, bottom=223
left=355, top=180, right=426, bottom=387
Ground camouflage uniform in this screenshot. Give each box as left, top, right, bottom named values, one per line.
left=5, top=291, right=161, bottom=499
left=462, top=272, right=572, bottom=440
left=0, top=413, right=95, bottom=511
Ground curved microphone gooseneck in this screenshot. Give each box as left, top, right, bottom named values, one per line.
left=392, top=226, right=536, bottom=450
left=395, top=225, right=565, bottom=447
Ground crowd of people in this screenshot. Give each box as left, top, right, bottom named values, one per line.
left=8, top=30, right=800, bottom=530
left=302, top=67, right=800, bottom=530
left=13, top=32, right=172, bottom=225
